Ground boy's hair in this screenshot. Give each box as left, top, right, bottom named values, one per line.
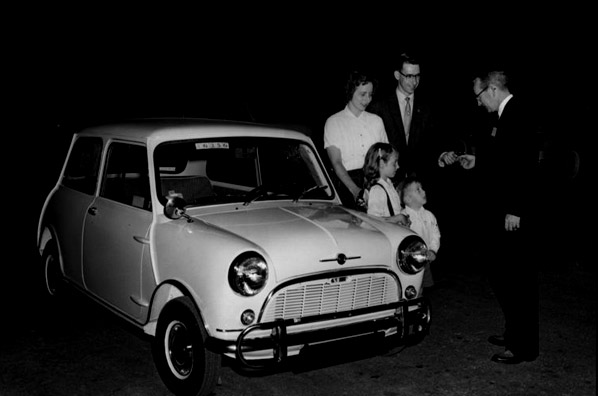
left=362, top=142, right=398, bottom=190
left=397, top=175, right=421, bottom=207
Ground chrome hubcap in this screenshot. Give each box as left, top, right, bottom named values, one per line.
left=166, top=321, right=193, bottom=378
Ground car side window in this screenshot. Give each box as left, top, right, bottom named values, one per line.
left=100, top=142, right=151, bottom=211
left=62, top=137, right=103, bottom=195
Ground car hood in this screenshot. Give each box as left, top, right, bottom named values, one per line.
left=198, top=204, right=395, bottom=280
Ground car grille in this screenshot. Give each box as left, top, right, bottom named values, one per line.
left=260, top=273, right=400, bottom=322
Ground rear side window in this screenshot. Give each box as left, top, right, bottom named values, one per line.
left=100, top=142, right=151, bottom=210
left=62, top=137, right=103, bottom=195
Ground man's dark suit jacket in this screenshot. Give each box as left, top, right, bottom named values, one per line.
left=473, top=96, right=537, bottom=222
left=368, top=90, right=440, bottom=183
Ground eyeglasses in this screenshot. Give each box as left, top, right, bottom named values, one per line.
left=398, top=70, right=421, bottom=80
left=475, top=86, right=488, bottom=102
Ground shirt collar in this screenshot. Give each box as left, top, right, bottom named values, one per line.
left=343, top=104, right=364, bottom=119
left=396, top=88, right=413, bottom=103
left=404, top=205, right=424, bottom=214
left=498, top=94, right=513, bottom=118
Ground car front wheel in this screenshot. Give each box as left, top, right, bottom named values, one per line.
left=152, top=297, right=221, bottom=396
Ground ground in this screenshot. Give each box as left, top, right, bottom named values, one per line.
left=0, top=249, right=594, bottom=396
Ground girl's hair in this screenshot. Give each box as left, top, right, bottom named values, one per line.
left=362, top=142, right=398, bottom=190
left=344, top=70, right=377, bottom=103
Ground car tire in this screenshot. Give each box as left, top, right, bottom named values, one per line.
left=152, top=296, right=221, bottom=396
left=41, top=240, right=64, bottom=297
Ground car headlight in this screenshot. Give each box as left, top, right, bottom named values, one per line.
left=228, top=253, right=268, bottom=296
left=397, top=235, right=429, bottom=274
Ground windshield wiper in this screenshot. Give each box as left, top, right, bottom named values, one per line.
left=293, top=185, right=329, bottom=202
left=245, top=183, right=316, bottom=205
left=243, top=185, right=268, bottom=206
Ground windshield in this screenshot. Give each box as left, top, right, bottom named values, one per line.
left=154, top=137, right=334, bottom=207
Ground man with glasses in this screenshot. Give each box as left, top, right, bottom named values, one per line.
left=454, top=69, right=540, bottom=364
left=369, top=52, right=444, bottom=287
left=369, top=52, right=440, bottom=187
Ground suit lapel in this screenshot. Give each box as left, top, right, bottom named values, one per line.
left=408, top=101, right=420, bottom=147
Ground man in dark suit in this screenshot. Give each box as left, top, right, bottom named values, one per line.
left=368, top=52, right=440, bottom=189
left=456, top=69, right=539, bottom=364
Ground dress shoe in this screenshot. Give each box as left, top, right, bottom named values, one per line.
left=487, top=335, right=505, bottom=347
left=491, top=350, right=536, bottom=365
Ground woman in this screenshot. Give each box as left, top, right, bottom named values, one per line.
left=323, top=70, right=389, bottom=209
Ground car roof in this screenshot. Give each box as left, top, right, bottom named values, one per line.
left=75, top=118, right=313, bottom=145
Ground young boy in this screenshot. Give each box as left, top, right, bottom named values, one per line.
left=399, top=176, right=440, bottom=288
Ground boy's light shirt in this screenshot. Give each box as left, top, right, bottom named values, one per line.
left=401, top=205, right=441, bottom=253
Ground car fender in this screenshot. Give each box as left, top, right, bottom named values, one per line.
left=143, top=281, right=185, bottom=336
left=150, top=217, right=274, bottom=334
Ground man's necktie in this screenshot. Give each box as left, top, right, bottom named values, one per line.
left=404, top=96, right=412, bottom=141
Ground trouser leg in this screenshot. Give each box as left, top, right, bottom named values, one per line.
left=498, top=229, right=539, bottom=358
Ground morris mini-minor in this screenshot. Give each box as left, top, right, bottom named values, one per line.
left=37, top=119, right=431, bottom=396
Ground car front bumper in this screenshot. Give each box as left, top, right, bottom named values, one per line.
left=207, top=296, right=430, bottom=368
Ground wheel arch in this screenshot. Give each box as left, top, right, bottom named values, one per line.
left=143, top=280, right=208, bottom=337
left=38, top=225, right=63, bottom=273
left=38, top=225, right=55, bottom=256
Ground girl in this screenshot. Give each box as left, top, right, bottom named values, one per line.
left=362, top=142, right=410, bottom=226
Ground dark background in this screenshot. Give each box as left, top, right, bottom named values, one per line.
left=1, top=10, right=595, bottom=396
left=6, top=10, right=594, bottom=279
left=14, top=10, right=593, bottom=132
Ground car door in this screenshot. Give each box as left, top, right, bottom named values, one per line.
left=83, top=141, right=152, bottom=320
left=53, top=136, right=103, bottom=287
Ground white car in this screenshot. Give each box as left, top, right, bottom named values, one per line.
left=37, top=119, right=431, bottom=396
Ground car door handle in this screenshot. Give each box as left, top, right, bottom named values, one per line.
left=133, top=236, right=150, bottom=244
left=87, top=207, right=98, bottom=215
left=130, top=295, right=149, bottom=307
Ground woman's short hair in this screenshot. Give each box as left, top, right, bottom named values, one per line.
left=345, top=70, right=377, bottom=103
